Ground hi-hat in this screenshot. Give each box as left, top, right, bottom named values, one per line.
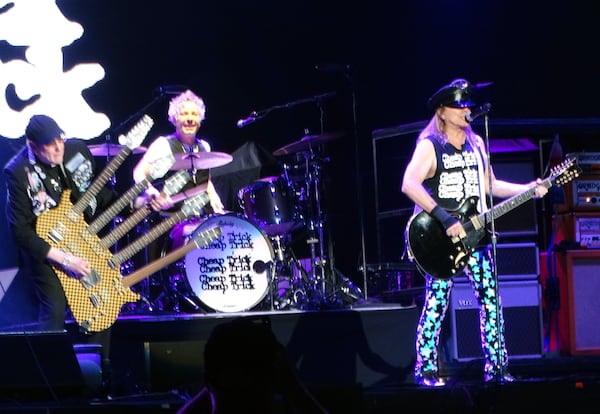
left=273, top=131, right=345, bottom=156
left=89, top=143, right=147, bottom=157
left=170, top=151, right=233, bottom=171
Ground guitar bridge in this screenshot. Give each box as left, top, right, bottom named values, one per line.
left=80, top=320, right=91, bottom=333
left=80, top=269, right=100, bottom=290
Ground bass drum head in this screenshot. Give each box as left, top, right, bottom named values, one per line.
left=185, top=214, right=274, bottom=313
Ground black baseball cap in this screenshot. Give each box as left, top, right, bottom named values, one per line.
left=25, top=114, right=64, bottom=145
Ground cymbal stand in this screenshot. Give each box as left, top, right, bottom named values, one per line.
left=301, top=147, right=330, bottom=301
left=268, top=233, right=315, bottom=310
left=268, top=235, right=286, bottom=311
left=126, top=217, right=154, bottom=313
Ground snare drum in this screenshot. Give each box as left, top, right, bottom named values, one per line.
left=184, top=214, right=274, bottom=312
left=238, top=175, right=300, bottom=235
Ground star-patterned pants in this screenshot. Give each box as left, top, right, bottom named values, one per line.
left=414, top=247, right=508, bottom=379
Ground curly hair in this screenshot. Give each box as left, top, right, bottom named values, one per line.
left=167, top=90, right=206, bottom=125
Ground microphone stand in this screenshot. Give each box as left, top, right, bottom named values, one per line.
left=104, top=93, right=166, bottom=143
left=481, top=112, right=504, bottom=382
left=345, top=66, right=367, bottom=301
left=239, top=91, right=336, bottom=125
left=240, top=91, right=337, bottom=308
left=100, top=92, right=167, bottom=184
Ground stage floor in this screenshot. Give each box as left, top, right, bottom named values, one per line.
left=2, top=299, right=600, bottom=413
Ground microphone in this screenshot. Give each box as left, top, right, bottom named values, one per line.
left=153, top=84, right=189, bottom=96
left=236, top=111, right=258, bottom=128
left=466, top=102, right=491, bottom=123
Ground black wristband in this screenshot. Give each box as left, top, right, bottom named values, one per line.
left=431, top=205, right=458, bottom=230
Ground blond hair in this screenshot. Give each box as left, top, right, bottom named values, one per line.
left=167, top=90, right=206, bottom=125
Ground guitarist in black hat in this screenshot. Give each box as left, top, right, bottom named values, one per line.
left=3, top=114, right=118, bottom=393
left=401, top=79, right=549, bottom=386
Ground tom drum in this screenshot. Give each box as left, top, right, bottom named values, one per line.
left=238, top=176, right=300, bottom=235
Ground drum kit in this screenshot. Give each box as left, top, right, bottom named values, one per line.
left=231, top=130, right=354, bottom=311
left=99, top=131, right=356, bottom=314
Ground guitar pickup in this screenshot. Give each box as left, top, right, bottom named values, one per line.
left=48, top=222, right=67, bottom=244
left=107, top=258, right=118, bottom=270
left=89, top=294, right=100, bottom=308
left=80, top=269, right=100, bottom=290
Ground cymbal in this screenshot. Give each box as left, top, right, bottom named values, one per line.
left=89, top=143, right=147, bottom=157
left=273, top=131, right=345, bottom=156
left=170, top=151, right=233, bottom=171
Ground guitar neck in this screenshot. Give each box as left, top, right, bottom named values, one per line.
left=478, top=178, right=551, bottom=225
left=87, top=178, right=150, bottom=235
left=108, top=209, right=188, bottom=267
left=99, top=205, right=152, bottom=249
left=69, top=149, right=132, bottom=219
left=170, top=183, right=208, bottom=204
left=121, top=238, right=198, bottom=288
left=121, top=225, right=220, bottom=288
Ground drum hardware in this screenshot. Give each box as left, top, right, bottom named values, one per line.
left=272, top=131, right=354, bottom=308
left=322, top=269, right=364, bottom=308
left=152, top=260, right=204, bottom=313
left=119, top=216, right=157, bottom=314
left=265, top=234, right=315, bottom=311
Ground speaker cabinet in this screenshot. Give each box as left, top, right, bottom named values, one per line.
left=453, top=243, right=540, bottom=283
left=0, top=331, right=85, bottom=399
left=563, top=250, right=600, bottom=355
left=446, top=280, right=543, bottom=361
left=495, top=243, right=540, bottom=279
left=492, top=158, right=539, bottom=237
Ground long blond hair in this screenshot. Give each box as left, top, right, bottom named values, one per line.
left=417, top=109, right=479, bottom=149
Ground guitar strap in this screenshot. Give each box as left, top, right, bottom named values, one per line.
left=471, top=138, right=488, bottom=213
left=59, top=164, right=72, bottom=190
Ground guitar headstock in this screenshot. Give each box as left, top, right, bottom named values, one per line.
left=551, top=157, right=582, bottom=187
left=190, top=225, right=222, bottom=248
left=148, top=154, right=175, bottom=180
left=163, top=170, right=191, bottom=196
left=118, top=114, right=154, bottom=150
left=180, top=192, right=210, bottom=217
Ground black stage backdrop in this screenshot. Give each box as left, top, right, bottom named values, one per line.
left=1, top=0, right=600, bottom=289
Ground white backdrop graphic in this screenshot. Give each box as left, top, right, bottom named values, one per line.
left=0, top=0, right=109, bottom=139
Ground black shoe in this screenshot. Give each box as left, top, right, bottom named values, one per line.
left=415, top=371, right=446, bottom=387
left=485, top=371, right=516, bottom=383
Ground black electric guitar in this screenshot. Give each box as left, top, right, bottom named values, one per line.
left=406, top=158, right=581, bottom=280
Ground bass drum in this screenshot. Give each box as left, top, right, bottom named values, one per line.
left=184, top=214, right=274, bottom=313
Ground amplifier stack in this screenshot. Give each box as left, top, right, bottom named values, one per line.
left=544, top=152, right=600, bottom=356
left=555, top=152, right=600, bottom=248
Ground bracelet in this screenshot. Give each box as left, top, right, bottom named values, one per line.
left=61, top=252, right=73, bottom=268
left=431, top=205, right=458, bottom=230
